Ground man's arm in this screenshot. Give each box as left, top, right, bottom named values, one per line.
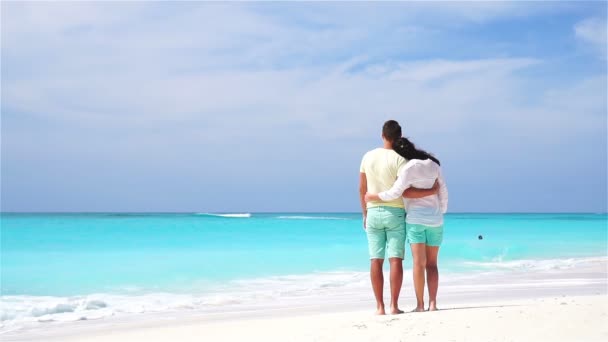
left=365, top=166, right=413, bottom=203
left=364, top=192, right=380, bottom=202
left=371, top=168, right=410, bottom=202
left=359, top=172, right=367, bottom=229
left=403, top=180, right=439, bottom=199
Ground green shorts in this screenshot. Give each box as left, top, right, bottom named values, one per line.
left=366, top=206, right=406, bottom=259
left=406, top=223, right=444, bottom=246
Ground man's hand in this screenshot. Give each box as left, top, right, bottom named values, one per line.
left=364, top=193, right=381, bottom=202
left=431, top=179, right=440, bottom=194
left=403, top=179, right=440, bottom=199
left=363, top=214, right=367, bottom=230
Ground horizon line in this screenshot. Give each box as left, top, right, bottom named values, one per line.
left=1, top=211, right=606, bottom=215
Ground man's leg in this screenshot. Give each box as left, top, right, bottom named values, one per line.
left=388, top=257, right=404, bottom=314
left=410, top=243, right=426, bottom=312
left=366, top=210, right=387, bottom=315
left=370, top=258, right=385, bottom=315
left=385, top=210, right=406, bottom=314
left=383, top=208, right=405, bottom=315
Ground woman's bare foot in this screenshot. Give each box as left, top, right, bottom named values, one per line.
left=376, top=304, right=386, bottom=315
left=411, top=307, right=425, bottom=312
left=428, top=301, right=438, bottom=311
left=390, top=307, right=404, bottom=315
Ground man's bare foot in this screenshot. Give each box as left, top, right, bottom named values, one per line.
left=376, top=304, right=386, bottom=315
left=428, top=301, right=438, bottom=311
left=411, top=307, right=425, bottom=312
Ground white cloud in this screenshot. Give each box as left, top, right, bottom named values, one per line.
left=382, top=58, right=540, bottom=82
left=2, top=2, right=605, bottom=151
left=2, top=2, right=606, bottom=212
left=3, top=55, right=603, bottom=149
left=574, top=17, right=607, bottom=58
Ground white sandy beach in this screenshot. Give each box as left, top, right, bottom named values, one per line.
left=29, top=295, right=606, bottom=342
left=3, top=260, right=606, bottom=342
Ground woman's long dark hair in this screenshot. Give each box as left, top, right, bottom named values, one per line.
left=392, top=137, right=440, bottom=165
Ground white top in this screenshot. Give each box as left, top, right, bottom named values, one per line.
left=378, top=159, right=448, bottom=227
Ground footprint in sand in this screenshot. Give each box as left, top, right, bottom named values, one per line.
left=384, top=318, right=399, bottom=327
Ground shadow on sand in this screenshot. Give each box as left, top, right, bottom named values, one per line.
left=427, top=304, right=521, bottom=312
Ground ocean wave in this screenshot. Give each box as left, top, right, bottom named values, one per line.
left=276, top=216, right=348, bottom=220
left=0, top=296, right=115, bottom=326
left=0, top=293, right=209, bottom=332
left=0, top=272, right=370, bottom=333
left=463, top=256, right=608, bottom=271
left=3, top=257, right=606, bottom=334
left=195, top=213, right=252, bottom=218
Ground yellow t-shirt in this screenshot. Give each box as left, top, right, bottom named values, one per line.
left=360, top=148, right=407, bottom=209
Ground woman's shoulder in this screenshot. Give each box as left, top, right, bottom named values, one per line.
left=405, top=159, right=441, bottom=173
left=404, top=159, right=425, bottom=167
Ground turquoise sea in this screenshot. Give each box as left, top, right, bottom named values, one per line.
left=1, top=213, right=607, bottom=331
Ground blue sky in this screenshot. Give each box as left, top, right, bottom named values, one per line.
left=1, top=1, right=606, bottom=213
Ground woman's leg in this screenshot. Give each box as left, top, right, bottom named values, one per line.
left=410, top=243, right=426, bottom=312
left=425, top=246, right=440, bottom=311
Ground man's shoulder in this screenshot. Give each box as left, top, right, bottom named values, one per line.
left=363, top=148, right=405, bottom=163
left=365, top=147, right=382, bottom=154
left=392, top=151, right=406, bottom=163
left=362, top=148, right=382, bottom=160
left=361, top=149, right=379, bottom=172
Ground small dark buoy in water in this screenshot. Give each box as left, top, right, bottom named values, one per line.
left=478, top=235, right=483, bottom=240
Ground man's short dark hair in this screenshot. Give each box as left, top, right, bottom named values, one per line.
left=382, top=120, right=402, bottom=142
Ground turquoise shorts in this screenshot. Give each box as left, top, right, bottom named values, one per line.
left=406, top=223, right=444, bottom=246
left=366, top=206, right=406, bottom=259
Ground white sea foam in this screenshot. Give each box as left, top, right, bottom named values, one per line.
left=2, top=257, right=606, bottom=335
left=0, top=274, right=360, bottom=334
left=463, top=256, right=608, bottom=271
left=276, top=216, right=348, bottom=220
left=195, top=213, right=252, bottom=218
left=0, top=293, right=206, bottom=332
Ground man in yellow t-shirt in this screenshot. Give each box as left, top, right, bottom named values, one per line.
left=359, top=120, right=437, bottom=315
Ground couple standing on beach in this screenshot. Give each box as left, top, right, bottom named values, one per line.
left=359, top=120, right=448, bottom=315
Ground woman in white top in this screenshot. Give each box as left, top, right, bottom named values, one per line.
left=365, top=137, right=448, bottom=312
